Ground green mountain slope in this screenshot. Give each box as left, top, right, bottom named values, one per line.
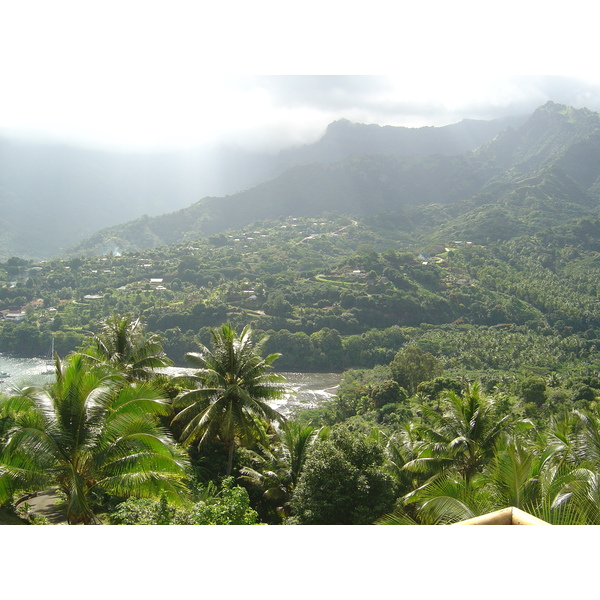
left=5, top=101, right=600, bottom=380
left=68, top=103, right=600, bottom=257
left=4, top=210, right=600, bottom=378
left=66, top=152, right=493, bottom=256
left=0, top=115, right=517, bottom=261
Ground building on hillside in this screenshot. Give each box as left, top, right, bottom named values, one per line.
left=3, top=311, right=26, bottom=322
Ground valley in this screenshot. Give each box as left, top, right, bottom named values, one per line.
left=3, top=101, right=600, bottom=525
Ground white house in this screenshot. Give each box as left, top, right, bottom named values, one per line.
left=5, top=311, right=26, bottom=322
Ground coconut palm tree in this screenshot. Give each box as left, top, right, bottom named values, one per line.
left=280, top=421, right=326, bottom=488
left=238, top=447, right=293, bottom=521
left=172, top=324, right=287, bottom=476
left=379, top=422, right=433, bottom=499
left=377, top=432, right=597, bottom=525
left=413, top=382, right=514, bottom=484
left=82, top=314, right=172, bottom=382
left=238, top=421, right=326, bottom=520
left=0, top=353, right=189, bottom=524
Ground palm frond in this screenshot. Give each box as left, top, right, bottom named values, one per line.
left=1, top=350, right=190, bottom=523
left=173, top=323, right=286, bottom=475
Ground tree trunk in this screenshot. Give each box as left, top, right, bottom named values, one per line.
left=226, top=440, right=235, bottom=477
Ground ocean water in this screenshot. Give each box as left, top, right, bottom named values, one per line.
left=0, top=356, right=341, bottom=415
left=163, top=367, right=341, bottom=416
left=0, top=354, right=52, bottom=391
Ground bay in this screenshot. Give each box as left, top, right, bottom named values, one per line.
left=0, top=354, right=52, bottom=391
left=163, top=367, right=341, bottom=416
left=0, top=355, right=341, bottom=416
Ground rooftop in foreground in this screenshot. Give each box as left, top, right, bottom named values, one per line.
left=453, top=507, right=550, bottom=525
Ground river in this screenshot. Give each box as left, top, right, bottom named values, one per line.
left=273, top=371, right=341, bottom=416
left=0, top=354, right=341, bottom=416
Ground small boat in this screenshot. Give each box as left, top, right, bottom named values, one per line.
left=0, top=371, right=10, bottom=378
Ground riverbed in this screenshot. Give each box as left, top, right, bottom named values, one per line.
left=0, top=355, right=341, bottom=416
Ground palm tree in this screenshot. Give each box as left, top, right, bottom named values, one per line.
left=82, top=314, right=172, bottom=382
left=279, top=421, right=326, bottom=488
left=172, top=324, right=287, bottom=476
left=379, top=423, right=432, bottom=499
left=238, top=421, right=326, bottom=520
left=394, top=473, right=495, bottom=525
left=0, top=353, right=189, bottom=524
left=238, top=447, right=293, bottom=521
left=377, top=432, right=597, bottom=525
left=413, top=382, right=514, bottom=484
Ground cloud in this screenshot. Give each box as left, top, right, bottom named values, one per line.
left=244, top=74, right=600, bottom=131
left=3, top=2, right=600, bottom=152
left=252, top=76, right=392, bottom=110
left=528, top=77, right=600, bottom=109
left=5, top=72, right=600, bottom=153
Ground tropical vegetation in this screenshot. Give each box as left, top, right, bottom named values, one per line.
left=3, top=102, right=600, bottom=523
left=0, top=352, right=189, bottom=524
left=171, top=323, right=287, bottom=476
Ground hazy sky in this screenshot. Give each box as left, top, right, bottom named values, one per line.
left=2, top=0, right=600, bottom=152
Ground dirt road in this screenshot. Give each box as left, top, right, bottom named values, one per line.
left=17, top=489, right=68, bottom=524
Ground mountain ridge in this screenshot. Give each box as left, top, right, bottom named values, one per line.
left=66, top=102, right=600, bottom=257
left=0, top=114, right=526, bottom=260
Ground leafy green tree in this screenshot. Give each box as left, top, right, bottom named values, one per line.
left=109, top=477, right=258, bottom=525
left=172, top=324, right=287, bottom=476
left=0, top=353, right=189, bottom=524
left=390, top=346, right=442, bottom=394
left=571, top=384, right=596, bottom=406
left=370, top=379, right=405, bottom=409
left=416, top=376, right=463, bottom=399
left=520, top=376, right=547, bottom=406
left=310, top=328, right=344, bottom=370
left=50, top=314, right=63, bottom=332
left=176, top=477, right=258, bottom=524
left=289, top=424, right=396, bottom=524
left=263, top=291, right=294, bottom=317
left=108, top=495, right=174, bottom=525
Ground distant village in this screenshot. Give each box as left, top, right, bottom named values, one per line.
left=0, top=239, right=476, bottom=324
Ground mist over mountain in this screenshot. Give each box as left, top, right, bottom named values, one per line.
left=0, top=114, right=524, bottom=260
left=274, top=114, right=526, bottom=170
left=65, top=103, right=600, bottom=257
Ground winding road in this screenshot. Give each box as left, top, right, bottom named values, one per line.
left=17, top=489, right=68, bottom=524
